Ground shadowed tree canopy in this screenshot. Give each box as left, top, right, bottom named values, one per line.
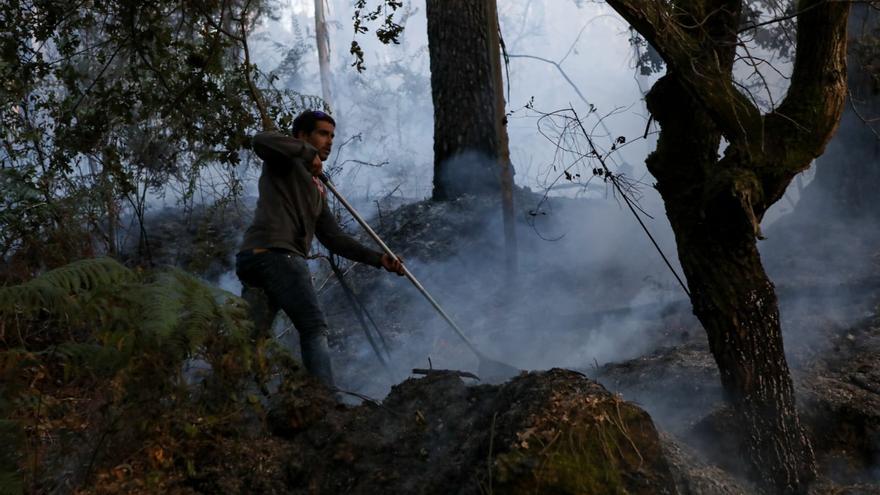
left=604, top=0, right=850, bottom=492
left=0, top=0, right=317, bottom=278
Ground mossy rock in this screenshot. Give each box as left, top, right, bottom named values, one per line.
left=489, top=369, right=676, bottom=495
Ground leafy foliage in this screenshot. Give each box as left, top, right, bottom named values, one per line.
left=0, top=257, right=300, bottom=493
left=350, top=0, right=405, bottom=72
left=0, top=0, right=317, bottom=277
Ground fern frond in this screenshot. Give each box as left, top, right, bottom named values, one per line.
left=0, top=257, right=135, bottom=321
left=172, top=270, right=220, bottom=352
left=136, top=272, right=187, bottom=345
left=34, top=258, right=134, bottom=294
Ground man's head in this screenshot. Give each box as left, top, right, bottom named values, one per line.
left=293, top=110, right=336, bottom=169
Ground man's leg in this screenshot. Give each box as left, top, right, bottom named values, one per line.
left=236, top=251, right=278, bottom=340
left=240, top=285, right=277, bottom=341
left=237, top=251, right=336, bottom=387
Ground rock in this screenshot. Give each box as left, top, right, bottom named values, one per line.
left=659, top=432, right=752, bottom=495
left=799, top=321, right=880, bottom=484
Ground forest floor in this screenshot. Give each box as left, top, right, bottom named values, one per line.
left=309, top=189, right=880, bottom=494
left=48, top=188, right=879, bottom=494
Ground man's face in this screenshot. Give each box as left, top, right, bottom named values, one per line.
left=296, top=120, right=335, bottom=164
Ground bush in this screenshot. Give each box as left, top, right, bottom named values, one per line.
left=0, top=258, right=294, bottom=493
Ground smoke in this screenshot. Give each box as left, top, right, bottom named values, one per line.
left=317, top=150, right=690, bottom=400
left=201, top=2, right=880, bottom=485
left=246, top=0, right=659, bottom=200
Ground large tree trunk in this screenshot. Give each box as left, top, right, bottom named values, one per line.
left=647, top=74, right=816, bottom=493
left=426, top=0, right=503, bottom=201
left=644, top=74, right=812, bottom=490
left=602, top=1, right=850, bottom=491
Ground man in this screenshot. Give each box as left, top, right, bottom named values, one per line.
left=236, top=110, right=403, bottom=388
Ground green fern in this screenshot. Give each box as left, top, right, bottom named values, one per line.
left=0, top=257, right=135, bottom=326
left=0, top=257, right=266, bottom=491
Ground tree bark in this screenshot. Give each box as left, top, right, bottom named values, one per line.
left=426, top=0, right=503, bottom=201
left=647, top=76, right=815, bottom=492
left=603, top=1, right=851, bottom=492
left=487, top=0, right=517, bottom=277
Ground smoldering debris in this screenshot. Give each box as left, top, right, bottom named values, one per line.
left=596, top=302, right=880, bottom=491
left=660, top=432, right=754, bottom=495
left=194, top=155, right=880, bottom=492
left=595, top=341, right=724, bottom=437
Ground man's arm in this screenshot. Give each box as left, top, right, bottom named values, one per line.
left=252, top=131, right=318, bottom=166
left=315, top=202, right=384, bottom=267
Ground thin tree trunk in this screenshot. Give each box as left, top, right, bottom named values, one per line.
left=487, top=0, right=517, bottom=277
left=100, top=156, right=118, bottom=256
left=314, top=0, right=333, bottom=110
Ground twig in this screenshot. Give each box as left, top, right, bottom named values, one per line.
left=412, top=368, right=480, bottom=380
left=326, top=255, right=393, bottom=370
left=487, top=411, right=498, bottom=494
left=848, top=90, right=880, bottom=140
left=333, top=387, right=404, bottom=418
left=569, top=106, right=691, bottom=297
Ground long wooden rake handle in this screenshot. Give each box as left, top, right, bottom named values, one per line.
left=320, top=175, right=484, bottom=358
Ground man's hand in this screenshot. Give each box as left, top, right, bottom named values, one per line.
left=310, top=153, right=323, bottom=176
left=380, top=254, right=405, bottom=276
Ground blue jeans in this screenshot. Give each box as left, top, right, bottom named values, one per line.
left=235, top=249, right=335, bottom=387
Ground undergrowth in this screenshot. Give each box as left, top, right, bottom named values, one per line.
left=0, top=257, right=300, bottom=494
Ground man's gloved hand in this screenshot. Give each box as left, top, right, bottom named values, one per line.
left=380, top=254, right=405, bottom=276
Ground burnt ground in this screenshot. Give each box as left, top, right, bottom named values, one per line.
left=594, top=211, right=880, bottom=493
left=130, top=187, right=880, bottom=493
left=308, top=189, right=880, bottom=494
left=93, top=369, right=679, bottom=494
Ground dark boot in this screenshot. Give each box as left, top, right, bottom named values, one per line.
left=300, top=333, right=336, bottom=388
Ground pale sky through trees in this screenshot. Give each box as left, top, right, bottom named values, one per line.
left=249, top=1, right=664, bottom=201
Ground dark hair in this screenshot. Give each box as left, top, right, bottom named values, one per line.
left=292, top=110, right=336, bottom=136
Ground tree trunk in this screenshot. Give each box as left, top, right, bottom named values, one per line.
left=646, top=74, right=816, bottom=494
left=426, top=0, right=503, bottom=201
left=314, top=0, right=333, bottom=110
left=487, top=0, right=517, bottom=277
left=603, top=1, right=850, bottom=491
